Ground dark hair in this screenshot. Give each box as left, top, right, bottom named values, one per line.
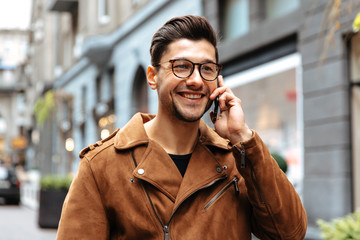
left=150, top=15, right=218, bottom=67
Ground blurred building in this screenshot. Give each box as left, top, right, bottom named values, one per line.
left=0, top=28, right=30, bottom=166
left=204, top=1, right=359, bottom=237
left=23, top=0, right=360, bottom=238
left=26, top=0, right=151, bottom=174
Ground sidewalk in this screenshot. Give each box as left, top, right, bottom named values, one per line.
left=0, top=204, right=57, bottom=240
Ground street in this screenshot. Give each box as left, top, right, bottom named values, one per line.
left=0, top=202, right=57, bottom=240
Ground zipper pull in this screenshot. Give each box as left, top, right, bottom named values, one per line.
left=240, top=143, right=246, bottom=168
left=234, top=178, right=239, bottom=192
left=164, top=225, right=169, bottom=240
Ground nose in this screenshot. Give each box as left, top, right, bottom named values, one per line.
left=185, top=66, right=204, bottom=89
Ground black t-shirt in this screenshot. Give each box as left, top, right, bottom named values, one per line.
left=168, top=153, right=192, bottom=177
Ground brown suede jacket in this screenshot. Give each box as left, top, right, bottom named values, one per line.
left=57, top=113, right=307, bottom=240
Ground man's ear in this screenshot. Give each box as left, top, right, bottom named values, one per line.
left=147, top=65, right=158, bottom=90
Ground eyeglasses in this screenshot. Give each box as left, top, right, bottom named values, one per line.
left=156, top=58, right=222, bottom=81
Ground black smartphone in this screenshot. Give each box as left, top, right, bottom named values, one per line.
left=212, top=79, right=220, bottom=123
left=212, top=96, right=219, bottom=123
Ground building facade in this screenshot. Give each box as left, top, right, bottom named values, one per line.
left=0, top=29, right=29, bottom=167
left=203, top=0, right=360, bottom=237
left=24, top=0, right=360, bottom=238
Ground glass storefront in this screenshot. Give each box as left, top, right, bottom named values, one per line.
left=225, top=53, right=303, bottom=194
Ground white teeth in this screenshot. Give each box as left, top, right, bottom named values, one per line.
left=183, top=94, right=202, bottom=99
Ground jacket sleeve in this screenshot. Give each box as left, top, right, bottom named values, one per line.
left=231, top=131, right=307, bottom=240
left=56, top=157, right=109, bottom=240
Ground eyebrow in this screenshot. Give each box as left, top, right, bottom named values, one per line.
left=170, top=58, right=217, bottom=64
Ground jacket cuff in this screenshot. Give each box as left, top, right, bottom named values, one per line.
left=228, top=129, right=256, bottom=150
left=228, top=130, right=266, bottom=169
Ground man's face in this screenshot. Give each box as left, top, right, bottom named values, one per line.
left=153, top=38, right=218, bottom=122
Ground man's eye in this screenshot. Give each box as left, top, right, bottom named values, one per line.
left=202, top=65, right=216, bottom=73
left=174, top=64, right=190, bottom=70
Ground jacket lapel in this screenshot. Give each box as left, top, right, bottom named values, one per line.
left=114, top=113, right=182, bottom=202
left=173, top=140, right=228, bottom=211
left=113, top=113, right=231, bottom=207
left=173, top=121, right=230, bottom=210
left=133, top=140, right=183, bottom=202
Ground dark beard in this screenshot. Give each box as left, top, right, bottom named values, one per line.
left=156, top=77, right=213, bottom=122
left=173, top=99, right=213, bottom=122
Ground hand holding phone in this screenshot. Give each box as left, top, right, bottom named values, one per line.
left=210, top=75, right=253, bottom=142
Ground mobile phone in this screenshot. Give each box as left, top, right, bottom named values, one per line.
left=212, top=79, right=220, bottom=123
left=212, top=96, right=219, bottom=123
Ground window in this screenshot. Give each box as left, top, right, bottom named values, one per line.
left=265, top=0, right=300, bottom=20
left=96, top=68, right=114, bottom=103
left=219, top=0, right=249, bottom=41
left=98, top=0, right=110, bottom=25
left=226, top=54, right=303, bottom=194
left=95, top=68, right=115, bottom=140
left=131, top=66, right=148, bottom=115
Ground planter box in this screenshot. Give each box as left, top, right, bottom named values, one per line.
left=38, top=189, right=68, bottom=228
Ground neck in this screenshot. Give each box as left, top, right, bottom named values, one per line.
left=144, top=112, right=200, bottom=155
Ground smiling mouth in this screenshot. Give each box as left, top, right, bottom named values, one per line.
left=181, top=93, right=203, bottom=99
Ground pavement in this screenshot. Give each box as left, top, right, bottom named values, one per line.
left=0, top=202, right=57, bottom=240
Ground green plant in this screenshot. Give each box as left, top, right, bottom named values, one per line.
left=40, top=175, right=72, bottom=190
left=271, top=152, right=288, bottom=174
left=354, top=12, right=360, bottom=32
left=317, top=210, right=360, bottom=240
left=33, top=90, right=55, bottom=125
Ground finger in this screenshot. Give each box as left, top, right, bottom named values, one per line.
left=218, top=75, right=225, bottom=87
left=210, top=86, right=227, bottom=99
left=209, top=87, right=220, bottom=100
left=218, top=92, right=230, bottom=111
left=217, top=76, right=231, bottom=93
left=210, top=76, right=224, bottom=100
left=219, top=92, right=241, bottom=110
left=218, top=75, right=235, bottom=96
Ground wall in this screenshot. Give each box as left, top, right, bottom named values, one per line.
left=299, top=1, right=357, bottom=227
left=111, top=0, right=203, bottom=127
left=203, top=0, right=360, bottom=237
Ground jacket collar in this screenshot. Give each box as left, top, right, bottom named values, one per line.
left=114, top=113, right=230, bottom=206
left=113, top=113, right=153, bottom=150
left=113, top=112, right=229, bottom=151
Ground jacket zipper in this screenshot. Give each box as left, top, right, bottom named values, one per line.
left=131, top=150, right=169, bottom=239
left=130, top=149, right=227, bottom=240
left=163, top=225, right=169, bottom=240
left=161, top=175, right=227, bottom=239
left=204, top=177, right=239, bottom=210
left=235, top=143, right=264, bottom=204
left=234, top=143, right=246, bottom=168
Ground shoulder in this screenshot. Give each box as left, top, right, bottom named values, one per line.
left=79, top=128, right=120, bottom=160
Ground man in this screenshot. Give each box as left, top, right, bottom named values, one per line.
left=57, top=15, right=307, bottom=239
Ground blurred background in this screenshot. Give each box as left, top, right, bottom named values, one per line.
left=0, top=0, right=359, bottom=239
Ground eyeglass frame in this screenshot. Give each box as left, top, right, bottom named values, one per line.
left=154, top=58, right=223, bottom=81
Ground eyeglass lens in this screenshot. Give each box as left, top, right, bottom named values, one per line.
left=172, top=59, right=219, bottom=81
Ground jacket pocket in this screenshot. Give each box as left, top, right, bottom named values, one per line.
left=204, top=177, right=239, bottom=210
